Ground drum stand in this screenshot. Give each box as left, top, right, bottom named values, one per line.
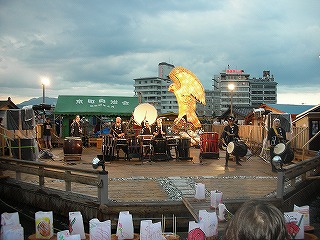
left=246, top=139, right=269, bottom=163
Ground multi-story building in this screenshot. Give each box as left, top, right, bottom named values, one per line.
left=134, top=63, right=277, bottom=118
left=133, top=62, right=177, bottom=114
left=212, top=68, right=277, bottom=116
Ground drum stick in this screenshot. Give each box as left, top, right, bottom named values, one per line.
left=110, top=127, right=120, bottom=138
left=285, top=128, right=307, bottom=145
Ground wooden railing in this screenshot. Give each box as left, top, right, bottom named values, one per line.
left=276, top=155, right=320, bottom=198
left=0, top=157, right=109, bottom=205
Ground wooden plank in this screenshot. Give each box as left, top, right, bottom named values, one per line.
left=64, top=154, right=81, bottom=161
left=182, top=197, right=199, bottom=222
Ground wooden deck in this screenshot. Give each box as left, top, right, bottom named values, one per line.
left=43, top=145, right=278, bottom=204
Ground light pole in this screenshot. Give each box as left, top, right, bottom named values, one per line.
left=41, top=77, right=50, bottom=104
left=228, top=83, right=235, bottom=116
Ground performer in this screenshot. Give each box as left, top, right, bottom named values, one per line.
left=220, top=115, right=241, bottom=167
left=152, top=118, right=166, bottom=139
left=110, top=117, right=128, bottom=160
left=267, top=118, right=287, bottom=172
left=70, top=115, right=82, bottom=137
left=141, top=120, right=152, bottom=135
left=43, top=117, right=53, bottom=149
left=140, top=120, right=153, bottom=157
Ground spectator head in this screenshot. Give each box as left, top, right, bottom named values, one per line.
left=223, top=200, right=288, bottom=240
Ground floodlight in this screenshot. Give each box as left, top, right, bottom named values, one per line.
left=272, top=155, right=283, bottom=171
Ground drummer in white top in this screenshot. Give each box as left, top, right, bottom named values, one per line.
left=267, top=118, right=287, bottom=172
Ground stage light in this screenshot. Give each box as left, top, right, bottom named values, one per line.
left=272, top=155, right=283, bottom=171
left=41, top=77, right=50, bottom=104
left=92, top=156, right=107, bottom=173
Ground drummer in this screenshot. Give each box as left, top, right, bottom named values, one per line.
left=141, top=120, right=152, bottom=135
left=267, top=118, right=287, bottom=172
left=110, top=117, right=128, bottom=160
left=152, top=118, right=166, bottom=139
left=140, top=120, right=153, bottom=157
left=70, top=115, right=82, bottom=137
left=220, top=115, right=242, bottom=167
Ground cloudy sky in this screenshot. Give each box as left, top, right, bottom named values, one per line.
left=0, top=0, right=319, bottom=105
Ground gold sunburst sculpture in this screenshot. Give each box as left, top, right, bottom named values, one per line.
left=168, top=66, right=206, bottom=129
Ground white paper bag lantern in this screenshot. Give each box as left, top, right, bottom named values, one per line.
left=1, top=212, right=20, bottom=226
left=116, top=211, right=134, bottom=240
left=89, top=218, right=111, bottom=240
left=210, top=190, right=222, bottom=209
left=187, top=221, right=205, bottom=239
left=218, top=203, right=226, bottom=221
left=35, top=211, right=53, bottom=239
left=293, top=204, right=310, bottom=227
left=1, top=224, right=24, bottom=240
left=57, top=229, right=70, bottom=239
left=194, top=183, right=206, bottom=200
left=284, top=211, right=304, bottom=240
left=198, top=210, right=218, bottom=238
left=69, top=212, right=86, bottom=240
left=65, top=234, right=81, bottom=240
left=140, top=220, right=152, bottom=240
left=140, top=220, right=163, bottom=240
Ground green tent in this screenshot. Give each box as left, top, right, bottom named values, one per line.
left=54, top=95, right=139, bottom=116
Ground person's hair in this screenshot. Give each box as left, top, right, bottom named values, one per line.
left=223, top=200, right=288, bottom=240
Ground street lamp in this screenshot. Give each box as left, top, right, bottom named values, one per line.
left=228, top=83, right=235, bottom=116
left=41, top=77, right=50, bottom=104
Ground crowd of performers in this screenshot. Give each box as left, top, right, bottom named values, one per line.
left=220, top=115, right=290, bottom=171
left=65, top=114, right=292, bottom=171
left=108, top=117, right=173, bottom=161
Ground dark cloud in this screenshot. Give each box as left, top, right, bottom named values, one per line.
left=0, top=0, right=319, bottom=104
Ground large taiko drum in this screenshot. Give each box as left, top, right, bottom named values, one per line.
left=152, top=138, right=167, bottom=154
left=138, top=135, right=153, bottom=146
left=178, top=138, right=191, bottom=159
left=273, top=142, right=294, bottom=164
left=227, top=141, right=248, bottom=157
left=116, top=138, right=127, bottom=146
left=103, top=136, right=116, bottom=157
left=63, top=137, right=83, bottom=154
left=200, top=132, right=219, bottom=153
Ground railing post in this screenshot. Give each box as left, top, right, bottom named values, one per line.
left=39, top=166, right=44, bottom=187
left=276, top=171, right=285, bottom=199
left=98, top=170, right=108, bottom=205
left=65, top=170, right=71, bottom=192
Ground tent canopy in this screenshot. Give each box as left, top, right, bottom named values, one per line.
left=54, top=95, right=139, bottom=116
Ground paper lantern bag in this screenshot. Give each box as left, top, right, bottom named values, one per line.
left=194, top=183, right=206, bottom=200
left=210, top=190, right=222, bottom=209
left=1, top=212, right=20, bottom=226
left=284, top=211, right=304, bottom=240
left=69, top=211, right=86, bottom=240
left=89, top=218, right=111, bottom=240
left=0, top=224, right=24, bottom=240
left=293, top=204, right=310, bottom=227
left=140, top=220, right=163, bottom=240
left=116, top=211, right=134, bottom=240
left=199, top=210, right=218, bottom=237
left=35, top=211, right=54, bottom=239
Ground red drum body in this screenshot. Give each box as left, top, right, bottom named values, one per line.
left=227, top=141, right=247, bottom=157
left=200, top=132, right=219, bottom=153
left=200, top=132, right=219, bottom=159
left=63, top=137, right=82, bottom=154
left=273, top=143, right=294, bottom=164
